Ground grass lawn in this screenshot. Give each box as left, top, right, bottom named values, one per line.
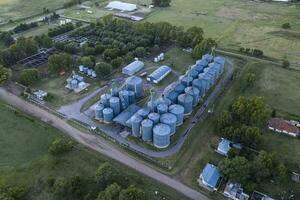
left=0, top=0, right=70, bottom=22
left=34, top=72, right=102, bottom=108
left=0, top=101, right=186, bottom=200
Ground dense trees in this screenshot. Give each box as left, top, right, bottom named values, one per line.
left=282, top=22, right=291, bottom=29
left=0, top=37, right=38, bottom=67
left=0, top=31, right=14, bottom=46
left=95, top=62, right=112, bottom=78
left=218, top=151, right=287, bottom=190
left=13, top=22, right=38, bottom=33
left=0, top=65, right=10, bottom=85
left=48, top=53, right=73, bottom=74
left=19, top=68, right=40, bottom=86
left=79, top=56, right=94, bottom=68
left=34, top=34, right=53, bottom=48
left=48, top=138, right=75, bottom=156
left=152, top=0, right=171, bottom=7
left=48, top=23, right=74, bottom=37
left=192, top=38, right=217, bottom=59
left=119, top=186, right=146, bottom=200
left=216, top=96, right=268, bottom=147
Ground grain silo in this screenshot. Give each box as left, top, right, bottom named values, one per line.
left=188, top=69, right=199, bottom=79
left=196, top=59, right=208, bottom=68
left=148, top=113, right=160, bottom=125
left=194, top=64, right=204, bottom=73
left=157, top=103, right=169, bottom=114
left=174, top=83, right=186, bottom=94
left=153, top=123, right=171, bottom=148
left=141, top=119, right=153, bottom=142
left=109, top=97, right=121, bottom=116
left=166, top=90, right=179, bottom=104
left=128, top=90, right=135, bottom=104
left=138, top=108, right=150, bottom=119
left=95, top=103, right=104, bottom=120
left=70, top=79, right=78, bottom=89
left=155, top=95, right=172, bottom=106
left=119, top=90, right=130, bottom=110
left=131, top=115, right=143, bottom=137
left=181, top=76, right=193, bottom=87
left=126, top=76, right=143, bottom=98
left=185, top=87, right=200, bottom=106
left=103, top=108, right=114, bottom=123
left=214, top=56, right=225, bottom=67
left=160, top=113, right=177, bottom=135
left=202, top=54, right=214, bottom=63
left=169, top=104, right=185, bottom=126
left=178, top=93, right=193, bottom=115
left=100, top=93, right=112, bottom=107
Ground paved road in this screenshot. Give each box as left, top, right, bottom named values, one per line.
left=0, top=88, right=210, bottom=200
left=58, top=59, right=236, bottom=158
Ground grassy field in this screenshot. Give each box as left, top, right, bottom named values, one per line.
left=0, top=0, right=70, bottom=23
left=132, top=0, right=300, bottom=65
left=0, top=101, right=186, bottom=200
left=159, top=57, right=300, bottom=198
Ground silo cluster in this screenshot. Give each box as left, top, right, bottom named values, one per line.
left=129, top=54, right=226, bottom=149
left=94, top=76, right=144, bottom=123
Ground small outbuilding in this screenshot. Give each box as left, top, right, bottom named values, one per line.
left=223, top=181, right=249, bottom=200
left=268, top=118, right=299, bottom=137
left=33, top=90, right=48, bottom=101
left=216, top=138, right=242, bottom=157
left=198, top=163, right=221, bottom=191
left=122, top=60, right=144, bottom=76
left=106, top=1, right=137, bottom=12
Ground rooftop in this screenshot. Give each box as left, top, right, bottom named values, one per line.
left=268, top=118, right=299, bottom=134
left=106, top=1, right=137, bottom=12
left=224, top=181, right=249, bottom=200
left=200, top=163, right=221, bottom=189
left=113, top=104, right=140, bottom=127
left=122, top=60, right=144, bottom=76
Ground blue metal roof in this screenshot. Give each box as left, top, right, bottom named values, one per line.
left=113, top=104, right=140, bottom=127
left=201, top=163, right=220, bottom=188
left=196, top=59, right=208, bottom=67
left=217, top=138, right=231, bottom=156
left=148, top=65, right=171, bottom=82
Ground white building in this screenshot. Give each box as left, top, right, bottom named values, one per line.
left=122, top=60, right=144, bottom=76
left=106, top=1, right=137, bottom=12
left=33, top=90, right=48, bottom=101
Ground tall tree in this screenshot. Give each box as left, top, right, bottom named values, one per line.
left=119, top=186, right=146, bottom=200
left=0, top=65, right=10, bottom=85
left=48, top=53, right=73, bottom=74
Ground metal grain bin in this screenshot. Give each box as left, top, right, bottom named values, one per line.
left=95, top=103, right=104, bottom=120
left=126, top=76, right=143, bottom=98
left=153, top=123, right=171, bottom=149
left=157, top=103, right=169, bottom=114
left=148, top=113, right=160, bottom=125
left=103, top=108, right=114, bottom=123
left=185, top=87, right=200, bottom=106
left=160, top=113, right=177, bottom=135
left=131, top=115, right=143, bottom=137
left=181, top=76, right=193, bottom=87
left=174, top=83, right=186, bottom=94
left=169, top=104, right=185, bottom=126
left=138, top=108, right=150, bottom=119
left=166, top=90, right=179, bottom=104
left=100, top=93, right=112, bottom=107
left=141, top=119, right=153, bottom=142
left=109, top=97, right=121, bottom=116
left=178, top=93, right=193, bottom=115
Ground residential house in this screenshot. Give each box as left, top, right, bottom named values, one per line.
left=198, top=163, right=221, bottom=191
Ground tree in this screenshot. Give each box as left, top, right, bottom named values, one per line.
left=111, top=57, right=123, bottom=69
left=152, top=0, right=171, bottom=7
left=97, top=183, right=121, bottom=200
left=218, top=156, right=251, bottom=185
left=282, top=22, right=291, bottom=29
left=216, top=111, right=232, bottom=131
left=19, top=68, right=40, bottom=86
left=119, top=186, right=146, bottom=200
left=79, top=56, right=93, bottom=68
left=95, top=62, right=111, bottom=78
left=48, top=138, right=74, bottom=156
left=34, top=34, right=53, bottom=48
left=95, top=163, right=120, bottom=190
left=0, top=66, right=10, bottom=85
left=192, top=38, right=217, bottom=59
left=282, top=60, right=290, bottom=68
left=251, top=151, right=274, bottom=182
left=48, top=53, right=73, bottom=74
left=134, top=47, right=146, bottom=58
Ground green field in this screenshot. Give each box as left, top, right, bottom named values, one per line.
left=0, top=102, right=186, bottom=200
left=135, top=0, right=300, bottom=65
left=0, top=0, right=70, bottom=23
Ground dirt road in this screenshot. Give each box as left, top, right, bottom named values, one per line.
left=0, top=88, right=210, bottom=200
